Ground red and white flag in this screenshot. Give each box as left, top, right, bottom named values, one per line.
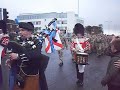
left=45, top=29, right=63, bottom=53
left=45, top=36, right=52, bottom=53
left=53, top=29, right=63, bottom=50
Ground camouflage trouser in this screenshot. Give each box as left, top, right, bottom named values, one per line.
left=101, top=43, right=105, bottom=55
left=58, top=49, right=63, bottom=62
left=62, top=39, right=68, bottom=50
left=71, top=50, right=76, bottom=61
left=91, top=43, right=96, bottom=53
left=96, top=44, right=102, bottom=56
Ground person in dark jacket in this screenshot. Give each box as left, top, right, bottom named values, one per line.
left=114, top=60, right=120, bottom=68
left=101, top=39, right=120, bottom=90
left=114, top=37, right=120, bottom=69
left=105, top=36, right=120, bottom=69
left=8, top=22, right=44, bottom=90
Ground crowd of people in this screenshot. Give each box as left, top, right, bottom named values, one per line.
left=87, top=34, right=115, bottom=56
left=0, top=20, right=120, bottom=90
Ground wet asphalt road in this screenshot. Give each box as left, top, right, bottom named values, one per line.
left=45, top=49, right=109, bottom=90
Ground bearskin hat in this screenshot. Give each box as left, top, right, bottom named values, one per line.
left=73, top=23, right=84, bottom=36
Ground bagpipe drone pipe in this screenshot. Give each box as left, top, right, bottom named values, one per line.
left=34, top=18, right=58, bottom=43
left=35, top=18, right=63, bottom=53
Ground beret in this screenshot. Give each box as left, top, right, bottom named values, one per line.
left=19, top=22, right=34, bottom=31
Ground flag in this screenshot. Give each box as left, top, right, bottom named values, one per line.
left=51, top=21, right=63, bottom=50
left=53, top=29, right=63, bottom=50
left=44, top=19, right=63, bottom=53
left=45, top=36, right=52, bottom=53
left=43, top=29, right=53, bottom=53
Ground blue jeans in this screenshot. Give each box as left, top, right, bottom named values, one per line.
left=9, top=67, right=17, bottom=90
left=0, top=66, right=2, bottom=88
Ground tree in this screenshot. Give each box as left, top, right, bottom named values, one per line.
left=85, top=24, right=103, bottom=35
left=98, top=24, right=103, bottom=33
left=85, top=26, right=92, bottom=34
left=92, top=26, right=103, bottom=34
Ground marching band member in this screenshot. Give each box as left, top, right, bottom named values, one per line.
left=8, top=22, right=43, bottom=90
left=70, top=23, right=91, bottom=86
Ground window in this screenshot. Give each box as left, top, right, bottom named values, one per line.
left=57, top=21, right=61, bottom=24
left=61, top=20, right=67, bottom=24
left=36, top=21, right=41, bottom=25
left=38, top=27, right=41, bottom=30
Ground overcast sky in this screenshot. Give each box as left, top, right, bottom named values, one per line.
left=0, top=0, right=120, bottom=27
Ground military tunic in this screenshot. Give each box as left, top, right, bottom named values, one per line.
left=7, top=36, right=42, bottom=90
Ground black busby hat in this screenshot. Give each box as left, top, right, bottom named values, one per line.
left=73, top=23, right=84, bottom=36
left=19, top=22, right=34, bottom=31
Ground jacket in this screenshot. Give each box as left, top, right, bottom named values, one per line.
left=8, top=36, right=43, bottom=75
left=102, top=52, right=120, bottom=86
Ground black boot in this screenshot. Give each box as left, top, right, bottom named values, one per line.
left=75, top=64, right=84, bottom=86
left=76, top=72, right=84, bottom=86
left=59, top=60, right=63, bottom=67
left=79, top=73, right=84, bottom=86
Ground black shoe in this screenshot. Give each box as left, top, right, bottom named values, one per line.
left=76, top=80, right=83, bottom=86
left=79, top=82, right=83, bottom=86
left=59, top=62, right=63, bottom=67
left=76, top=80, right=80, bottom=84
left=72, top=59, right=76, bottom=63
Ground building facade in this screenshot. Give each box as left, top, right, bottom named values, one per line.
left=17, top=12, right=84, bottom=33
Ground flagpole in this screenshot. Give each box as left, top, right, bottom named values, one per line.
left=78, top=0, right=79, bottom=17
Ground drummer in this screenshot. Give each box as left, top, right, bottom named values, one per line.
left=70, top=23, right=91, bottom=86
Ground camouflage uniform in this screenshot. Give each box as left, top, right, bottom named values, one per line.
left=88, top=35, right=95, bottom=53
left=89, top=35, right=96, bottom=53
left=95, top=35, right=103, bottom=57
left=58, top=31, right=68, bottom=66
left=102, top=35, right=108, bottom=55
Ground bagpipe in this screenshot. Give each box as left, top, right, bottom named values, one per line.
left=0, top=19, right=57, bottom=89
left=0, top=18, right=61, bottom=65
left=0, top=18, right=59, bottom=53
left=33, top=18, right=58, bottom=43
left=0, top=18, right=61, bottom=66
left=34, top=18, right=63, bottom=53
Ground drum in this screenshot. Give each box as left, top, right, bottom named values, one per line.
left=75, top=52, right=89, bottom=65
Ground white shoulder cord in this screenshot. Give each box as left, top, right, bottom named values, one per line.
left=76, top=38, right=85, bottom=73
left=76, top=38, right=84, bottom=52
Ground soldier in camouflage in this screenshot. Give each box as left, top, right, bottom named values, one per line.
left=95, top=34, right=103, bottom=57
left=58, top=30, right=68, bottom=66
